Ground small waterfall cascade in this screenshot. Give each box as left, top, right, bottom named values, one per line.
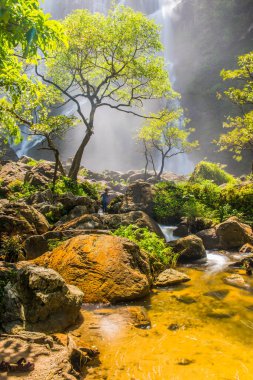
left=15, top=0, right=192, bottom=174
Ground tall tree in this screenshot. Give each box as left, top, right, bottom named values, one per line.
left=0, top=0, right=76, bottom=183
left=138, top=109, right=198, bottom=179
left=216, top=51, right=253, bottom=172
left=36, top=6, right=177, bottom=180
left=0, top=0, right=66, bottom=142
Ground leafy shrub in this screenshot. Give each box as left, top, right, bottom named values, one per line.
left=8, top=181, right=37, bottom=201
left=189, top=161, right=236, bottom=185
left=154, top=182, right=185, bottom=223
left=0, top=235, right=24, bottom=263
left=113, top=224, right=179, bottom=273
left=26, top=158, right=38, bottom=167
left=154, top=179, right=252, bottom=224
left=53, top=176, right=100, bottom=200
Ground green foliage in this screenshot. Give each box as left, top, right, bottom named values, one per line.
left=26, top=157, right=38, bottom=167
left=154, top=182, right=185, bottom=222
left=154, top=177, right=253, bottom=224
left=47, top=6, right=174, bottom=106
left=7, top=180, right=37, bottom=201
left=113, top=224, right=178, bottom=272
left=190, top=161, right=236, bottom=185
left=138, top=109, right=198, bottom=177
left=53, top=176, right=99, bottom=200
left=0, top=235, right=24, bottom=262
left=0, top=0, right=74, bottom=157
left=47, top=238, right=67, bottom=251
left=217, top=51, right=253, bottom=171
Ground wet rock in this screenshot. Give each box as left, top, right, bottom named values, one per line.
left=154, top=269, right=190, bottom=287
left=0, top=203, right=50, bottom=241
left=196, top=228, right=219, bottom=249
left=175, top=217, right=213, bottom=237
left=224, top=274, right=250, bottom=290
left=173, top=221, right=189, bottom=238
left=175, top=295, right=197, bottom=304
left=204, top=289, right=229, bottom=300
left=168, top=323, right=180, bottom=331
left=171, top=235, right=206, bottom=262
left=0, top=265, right=84, bottom=333
left=34, top=234, right=152, bottom=304
left=125, top=306, right=151, bottom=329
left=197, top=218, right=253, bottom=250
left=207, top=310, right=232, bottom=319
left=216, top=217, right=253, bottom=250
left=177, top=358, right=195, bottom=366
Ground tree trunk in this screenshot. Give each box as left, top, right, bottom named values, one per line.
left=68, top=130, right=93, bottom=181
left=143, top=141, right=149, bottom=180
left=157, top=154, right=165, bottom=180
left=52, top=152, right=59, bottom=193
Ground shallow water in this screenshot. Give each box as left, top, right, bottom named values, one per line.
left=73, top=260, right=253, bottom=380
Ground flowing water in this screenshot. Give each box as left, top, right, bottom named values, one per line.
left=73, top=261, right=253, bottom=380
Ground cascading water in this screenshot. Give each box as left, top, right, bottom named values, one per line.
left=16, top=0, right=192, bottom=174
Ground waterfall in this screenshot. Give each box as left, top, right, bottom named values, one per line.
left=15, top=0, right=192, bottom=174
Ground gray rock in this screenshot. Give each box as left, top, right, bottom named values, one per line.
left=154, top=269, right=190, bottom=287
left=120, top=181, right=154, bottom=217
left=171, top=235, right=206, bottom=262
left=224, top=274, right=250, bottom=290
left=0, top=265, right=83, bottom=333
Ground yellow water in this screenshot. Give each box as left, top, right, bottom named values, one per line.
left=73, top=267, right=253, bottom=380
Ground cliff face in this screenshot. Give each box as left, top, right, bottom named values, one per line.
left=173, top=0, right=253, bottom=174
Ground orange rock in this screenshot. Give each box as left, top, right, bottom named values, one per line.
left=34, top=234, right=151, bottom=304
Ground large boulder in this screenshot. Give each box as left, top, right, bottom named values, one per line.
left=0, top=265, right=83, bottom=333
left=34, top=234, right=152, bottom=304
left=216, top=217, right=253, bottom=250
left=171, top=235, right=206, bottom=262
left=0, top=203, right=50, bottom=242
left=197, top=217, right=253, bottom=250
left=120, top=181, right=154, bottom=216
left=54, top=210, right=163, bottom=237
left=196, top=228, right=220, bottom=249
left=24, top=229, right=110, bottom=260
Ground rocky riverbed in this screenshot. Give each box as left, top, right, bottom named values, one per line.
left=0, top=157, right=253, bottom=379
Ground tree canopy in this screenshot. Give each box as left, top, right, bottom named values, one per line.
left=217, top=51, right=253, bottom=172
left=37, top=6, right=177, bottom=180
left=138, top=108, right=198, bottom=178
left=0, top=0, right=75, bottom=168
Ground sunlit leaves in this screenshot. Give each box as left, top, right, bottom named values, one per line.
left=217, top=51, right=253, bottom=167
left=139, top=108, right=198, bottom=154
left=46, top=6, right=174, bottom=110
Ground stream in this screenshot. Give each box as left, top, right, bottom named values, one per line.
left=72, top=228, right=253, bottom=380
